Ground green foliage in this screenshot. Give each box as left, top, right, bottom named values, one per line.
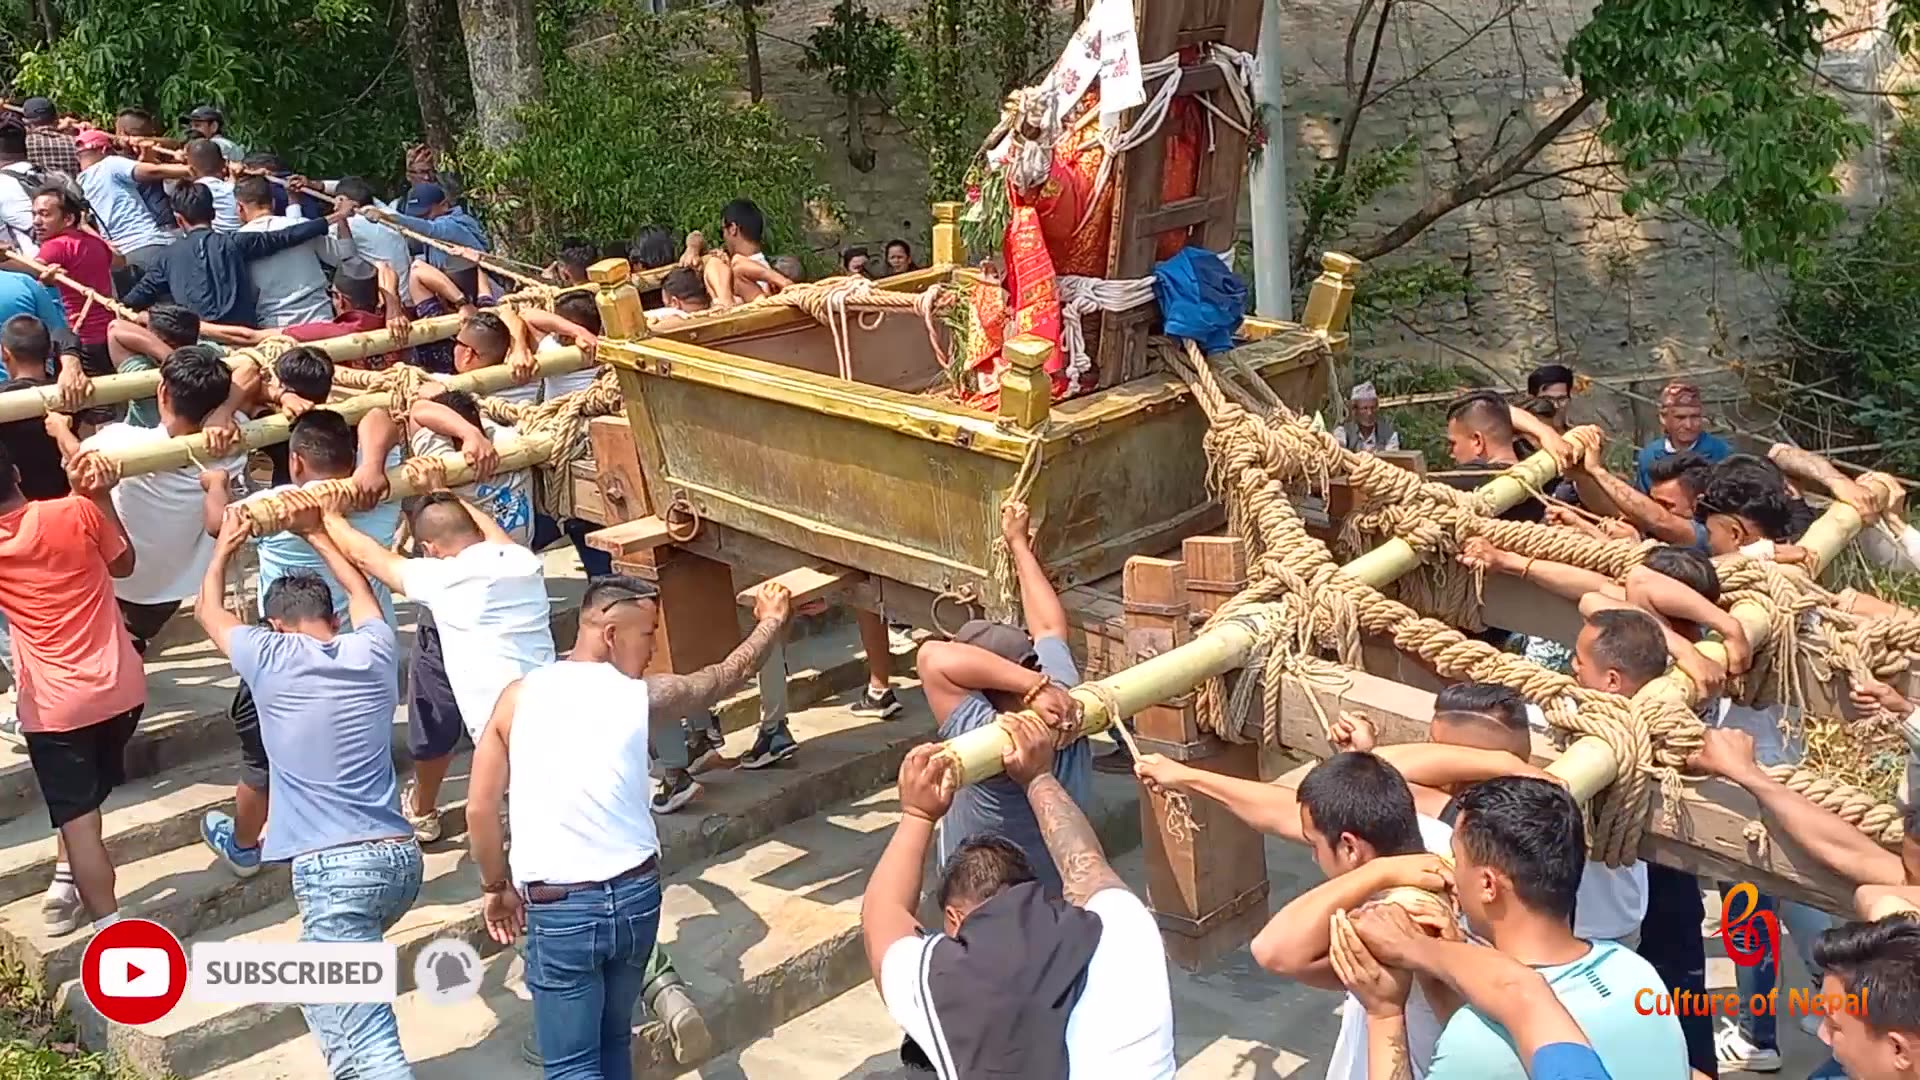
left=0, top=954, right=135, bottom=1080
left=1351, top=358, right=1480, bottom=462
left=461, top=6, right=833, bottom=258
left=895, top=0, right=1057, bottom=199
left=1780, top=162, right=1920, bottom=477
left=1564, top=0, right=1895, bottom=273
left=14, top=0, right=426, bottom=182
left=1293, top=138, right=1417, bottom=293
left=1351, top=261, right=1472, bottom=329
left=805, top=1, right=904, bottom=102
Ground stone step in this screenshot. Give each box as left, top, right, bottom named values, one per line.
left=191, top=766, right=1144, bottom=1080
left=72, top=689, right=937, bottom=1079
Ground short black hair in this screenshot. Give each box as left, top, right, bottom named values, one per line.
left=554, top=291, right=602, bottom=335
left=330, top=257, right=380, bottom=312
left=184, top=137, right=224, bottom=175
left=434, top=388, right=484, bottom=429
left=1644, top=544, right=1720, bottom=604
left=1586, top=608, right=1670, bottom=685
left=1646, top=450, right=1710, bottom=498
left=1813, top=914, right=1920, bottom=1034
left=1, top=314, right=50, bottom=368
left=263, top=571, right=337, bottom=625
left=0, top=124, right=25, bottom=157
left=936, top=835, right=1036, bottom=910
left=459, top=311, right=512, bottom=363
left=1698, top=454, right=1795, bottom=539
left=582, top=573, right=661, bottom=613
left=232, top=174, right=275, bottom=210
left=721, top=198, right=765, bottom=245
left=114, top=108, right=157, bottom=135
left=242, top=150, right=285, bottom=173
left=1446, top=390, right=1513, bottom=439
left=334, top=176, right=375, bottom=207
left=173, top=183, right=216, bottom=227
left=408, top=490, right=484, bottom=546
left=886, top=238, right=911, bottom=258
left=662, top=267, right=709, bottom=304
left=0, top=440, right=15, bottom=502
left=557, top=244, right=596, bottom=277
left=1526, top=364, right=1574, bottom=395
left=1297, top=752, right=1423, bottom=856
left=841, top=245, right=869, bottom=267
left=274, top=346, right=333, bottom=404
left=160, top=345, right=233, bottom=423
left=148, top=305, right=201, bottom=349
left=1453, top=776, right=1585, bottom=923
left=1433, top=682, right=1527, bottom=732
left=287, top=409, right=356, bottom=474
left=32, top=185, right=83, bottom=223
left=631, top=226, right=676, bottom=270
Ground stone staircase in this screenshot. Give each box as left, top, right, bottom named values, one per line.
left=0, top=561, right=1146, bottom=1079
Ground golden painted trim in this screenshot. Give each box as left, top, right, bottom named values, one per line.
left=671, top=477, right=992, bottom=580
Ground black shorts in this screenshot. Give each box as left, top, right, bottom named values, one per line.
left=27, top=706, right=142, bottom=828
left=407, top=618, right=466, bottom=761
left=228, top=680, right=272, bottom=792
left=118, top=598, right=181, bottom=652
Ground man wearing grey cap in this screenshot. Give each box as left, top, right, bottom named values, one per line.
left=1333, top=381, right=1399, bottom=454
left=185, top=105, right=245, bottom=163
left=19, top=98, right=78, bottom=176
left=912, top=499, right=1090, bottom=897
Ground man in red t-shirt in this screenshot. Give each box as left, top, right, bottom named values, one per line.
left=0, top=443, right=144, bottom=936
left=205, top=257, right=409, bottom=369
left=29, top=187, right=116, bottom=378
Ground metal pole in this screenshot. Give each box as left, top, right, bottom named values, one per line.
left=1248, top=0, right=1290, bottom=318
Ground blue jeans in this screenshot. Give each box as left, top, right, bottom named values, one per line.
left=291, top=838, right=424, bottom=1080
left=1723, top=885, right=1844, bottom=1078
left=525, top=869, right=663, bottom=1080
left=533, top=513, right=613, bottom=578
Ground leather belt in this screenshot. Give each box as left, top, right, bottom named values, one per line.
left=524, top=856, right=658, bottom=904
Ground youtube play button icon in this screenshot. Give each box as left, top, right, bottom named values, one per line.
left=81, top=919, right=187, bottom=1025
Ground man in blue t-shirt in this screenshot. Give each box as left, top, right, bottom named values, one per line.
left=191, top=510, right=419, bottom=1080
left=1635, top=382, right=1731, bottom=491
left=1423, top=777, right=1689, bottom=1080
left=914, top=500, right=1088, bottom=898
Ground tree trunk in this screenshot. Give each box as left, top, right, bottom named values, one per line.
left=740, top=0, right=764, bottom=102
left=458, top=0, right=544, bottom=148
left=404, top=0, right=456, bottom=155
left=846, top=88, right=875, bottom=172
left=31, top=0, right=56, bottom=44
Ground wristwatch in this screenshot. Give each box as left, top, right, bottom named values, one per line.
left=481, top=878, right=512, bottom=895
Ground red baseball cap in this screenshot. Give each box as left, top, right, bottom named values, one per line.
left=74, top=127, right=112, bottom=152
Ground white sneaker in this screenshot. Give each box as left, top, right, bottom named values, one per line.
left=41, top=890, right=84, bottom=937
left=1716, top=1018, right=1784, bottom=1073
left=402, top=781, right=442, bottom=843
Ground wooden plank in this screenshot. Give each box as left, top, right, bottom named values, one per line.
left=1183, top=535, right=1248, bottom=617
left=570, top=461, right=608, bottom=524
left=1134, top=194, right=1237, bottom=237
left=612, top=547, right=740, bottom=675
left=584, top=515, right=675, bottom=557
left=734, top=565, right=863, bottom=608
left=1269, top=669, right=1861, bottom=913
left=588, top=414, right=651, bottom=524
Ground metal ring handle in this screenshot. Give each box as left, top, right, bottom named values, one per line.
left=929, top=585, right=979, bottom=637
left=663, top=494, right=702, bottom=543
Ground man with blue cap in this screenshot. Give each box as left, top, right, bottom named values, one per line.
left=365, top=180, right=493, bottom=300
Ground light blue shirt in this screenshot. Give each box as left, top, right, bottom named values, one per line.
left=934, top=636, right=1093, bottom=899
left=78, top=156, right=174, bottom=253
left=228, top=621, right=411, bottom=861
left=0, top=270, right=70, bottom=355
left=247, top=484, right=403, bottom=626
left=1424, top=941, right=1687, bottom=1080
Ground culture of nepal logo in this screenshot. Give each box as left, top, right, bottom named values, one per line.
left=1633, top=883, right=1867, bottom=1020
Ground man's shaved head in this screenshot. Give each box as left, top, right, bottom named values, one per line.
left=407, top=492, right=484, bottom=558
left=1445, top=390, right=1518, bottom=466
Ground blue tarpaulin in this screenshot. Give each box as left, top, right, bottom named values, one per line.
left=1152, top=246, right=1247, bottom=354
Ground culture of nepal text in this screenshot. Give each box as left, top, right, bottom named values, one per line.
left=1634, top=987, right=1867, bottom=1018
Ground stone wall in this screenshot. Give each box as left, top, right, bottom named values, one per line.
left=751, top=0, right=1910, bottom=433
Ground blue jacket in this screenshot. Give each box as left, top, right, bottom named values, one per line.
left=123, top=218, right=332, bottom=327
left=385, top=206, right=489, bottom=266
left=1635, top=431, right=1732, bottom=491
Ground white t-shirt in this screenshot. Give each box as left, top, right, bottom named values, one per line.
left=879, top=887, right=1176, bottom=1080
left=406, top=422, right=535, bottom=545
left=0, top=161, right=40, bottom=257
left=400, top=541, right=554, bottom=738
left=195, top=176, right=241, bottom=232
left=430, top=369, right=540, bottom=407
left=80, top=422, right=247, bottom=605
left=537, top=333, right=598, bottom=400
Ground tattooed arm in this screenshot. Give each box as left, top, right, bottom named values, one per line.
left=1368, top=1014, right=1415, bottom=1080
left=1001, top=712, right=1125, bottom=906
left=644, top=584, right=792, bottom=723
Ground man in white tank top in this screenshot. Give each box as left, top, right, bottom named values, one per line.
left=465, top=574, right=792, bottom=1078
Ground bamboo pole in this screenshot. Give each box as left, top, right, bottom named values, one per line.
left=938, top=428, right=1606, bottom=786
left=0, top=314, right=466, bottom=424
left=235, top=435, right=556, bottom=536
left=101, top=347, right=587, bottom=480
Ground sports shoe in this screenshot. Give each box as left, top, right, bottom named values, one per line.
left=201, top=810, right=263, bottom=879
left=651, top=980, right=713, bottom=1064
left=1715, top=1018, right=1783, bottom=1073
left=652, top=771, right=703, bottom=814
left=738, top=727, right=799, bottom=770
left=850, top=687, right=903, bottom=719
left=41, top=889, right=83, bottom=937
left=685, top=722, right=727, bottom=775
left=401, top=780, right=442, bottom=843
left=0, top=711, right=23, bottom=749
